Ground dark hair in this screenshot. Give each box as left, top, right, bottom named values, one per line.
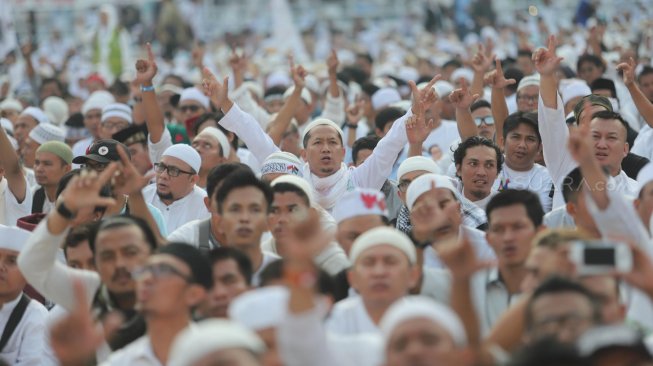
left=108, top=80, right=130, bottom=97
left=590, top=110, right=629, bottom=138
left=361, top=82, right=380, bottom=98
left=302, top=126, right=344, bottom=148
left=56, top=170, right=112, bottom=214
left=63, top=222, right=99, bottom=258
left=470, top=99, right=491, bottom=113
left=525, top=276, right=601, bottom=331
left=503, top=111, right=541, bottom=143
left=206, top=163, right=252, bottom=200
left=517, top=49, right=533, bottom=58
left=486, top=189, right=544, bottom=227
left=374, top=107, right=404, bottom=132
left=89, top=215, right=158, bottom=254
left=453, top=136, right=504, bottom=175
left=271, top=182, right=310, bottom=206
left=577, top=54, right=606, bottom=73
left=208, top=247, right=253, bottom=286
left=352, top=135, right=380, bottom=165
left=508, top=337, right=588, bottom=366
left=340, top=66, right=368, bottom=85
left=192, top=112, right=226, bottom=137
left=504, top=67, right=524, bottom=93
left=638, top=66, right=653, bottom=83
left=356, top=52, right=374, bottom=65
left=259, top=259, right=335, bottom=297
left=40, top=77, right=65, bottom=96
left=590, top=78, right=617, bottom=98
left=215, top=170, right=273, bottom=214
left=562, top=167, right=583, bottom=204
left=442, top=59, right=463, bottom=70
left=264, top=85, right=287, bottom=98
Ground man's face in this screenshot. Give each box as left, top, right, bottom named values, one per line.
left=639, top=73, right=653, bottom=101
left=95, top=225, right=152, bottom=295
left=439, top=96, right=456, bottom=120
left=0, top=249, right=26, bottom=300
left=13, top=114, right=38, bottom=146
left=34, top=152, right=70, bottom=187
left=192, top=135, right=225, bottom=171
left=200, top=258, right=249, bottom=318
left=471, top=106, right=495, bottom=140
left=40, top=81, right=63, bottom=101
left=268, top=192, right=310, bottom=247
left=157, top=91, right=176, bottom=118
left=99, top=117, right=130, bottom=139
left=127, top=143, right=152, bottom=176
left=590, top=118, right=628, bottom=176
left=503, top=123, right=541, bottom=171
left=456, top=145, right=498, bottom=202
left=487, top=204, right=538, bottom=268
left=178, top=101, right=206, bottom=122
left=414, top=188, right=462, bottom=242
left=84, top=108, right=103, bottom=139
left=516, top=86, right=539, bottom=112
left=336, top=215, right=386, bottom=255
left=354, top=148, right=373, bottom=167
left=527, top=291, right=596, bottom=344
left=348, top=244, right=417, bottom=306
left=517, top=55, right=535, bottom=76
left=522, top=246, right=575, bottom=293
left=219, top=186, right=269, bottom=248
left=375, top=121, right=394, bottom=138
left=578, top=62, right=603, bottom=84
left=20, top=137, right=39, bottom=168
left=385, top=318, right=458, bottom=366
left=66, top=241, right=96, bottom=271
left=635, top=182, right=653, bottom=230
left=301, top=125, right=346, bottom=178
left=279, top=131, right=300, bottom=157
left=265, top=99, right=284, bottom=114
left=580, top=275, right=625, bottom=324
left=567, top=191, right=600, bottom=236
left=397, top=170, right=430, bottom=204
left=293, top=101, right=312, bottom=125
left=156, top=156, right=196, bottom=201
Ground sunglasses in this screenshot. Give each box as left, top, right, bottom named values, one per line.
left=474, top=116, right=495, bottom=126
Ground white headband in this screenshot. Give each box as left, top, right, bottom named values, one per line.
left=162, top=144, right=202, bottom=173
left=20, top=106, right=49, bottom=124
left=271, top=174, right=314, bottom=206
left=406, top=173, right=459, bottom=211
left=195, top=127, right=230, bottom=158
left=333, top=188, right=388, bottom=224
left=0, top=225, right=31, bottom=253
left=301, top=118, right=344, bottom=148
left=561, top=80, right=591, bottom=105
left=101, top=103, right=133, bottom=124
left=349, top=226, right=416, bottom=265
left=228, top=286, right=288, bottom=330
left=517, top=74, right=541, bottom=92
left=397, top=156, right=442, bottom=181
left=28, top=123, right=65, bottom=145
left=179, top=87, right=210, bottom=109
left=261, top=151, right=304, bottom=178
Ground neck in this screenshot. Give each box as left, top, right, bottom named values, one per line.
left=146, top=313, right=190, bottom=365
left=112, top=291, right=137, bottom=311
left=209, top=215, right=223, bottom=243
left=198, top=170, right=208, bottom=188
left=498, top=265, right=527, bottom=295
left=464, top=188, right=490, bottom=202
left=362, top=299, right=392, bottom=325
left=44, top=184, right=58, bottom=203
left=0, top=291, right=22, bottom=306
left=505, top=159, right=534, bottom=172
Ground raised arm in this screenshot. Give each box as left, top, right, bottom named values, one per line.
left=618, top=57, right=653, bottom=128
left=450, top=79, right=481, bottom=141
left=470, top=44, right=494, bottom=99
left=0, top=125, right=26, bottom=203
left=135, top=43, right=166, bottom=145
left=533, top=35, right=564, bottom=110
left=344, top=101, right=365, bottom=148
left=267, top=60, right=307, bottom=146
left=229, top=51, right=272, bottom=128
left=485, top=58, right=515, bottom=147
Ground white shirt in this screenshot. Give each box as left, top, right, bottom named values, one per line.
left=423, top=225, right=496, bottom=269
left=4, top=180, right=54, bottom=225
left=0, top=294, right=49, bottom=366
left=142, top=184, right=209, bottom=233
left=467, top=190, right=497, bottom=210
left=99, top=336, right=162, bottom=366
left=632, top=125, right=653, bottom=161
left=493, top=163, right=553, bottom=212
left=166, top=218, right=206, bottom=247
left=252, top=251, right=282, bottom=287
left=543, top=205, right=576, bottom=229
left=237, top=148, right=261, bottom=175
left=147, top=129, right=173, bottom=169
left=326, top=296, right=380, bottom=336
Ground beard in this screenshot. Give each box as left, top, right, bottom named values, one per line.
left=157, top=191, right=174, bottom=200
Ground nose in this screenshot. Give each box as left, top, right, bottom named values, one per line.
left=211, top=284, right=228, bottom=301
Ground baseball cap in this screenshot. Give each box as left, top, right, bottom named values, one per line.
left=72, top=139, right=131, bottom=164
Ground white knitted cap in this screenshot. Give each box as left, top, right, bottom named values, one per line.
left=42, top=96, right=69, bottom=126
left=168, top=319, right=266, bottom=366
left=179, top=87, right=210, bottom=109
left=101, top=103, right=132, bottom=124
left=517, top=74, right=541, bottom=92
left=28, top=123, right=65, bottom=145
left=333, top=188, right=388, bottom=224
left=82, top=90, right=115, bottom=115
left=162, top=144, right=202, bottom=173
left=301, top=118, right=344, bottom=148
left=433, top=80, right=455, bottom=99
left=349, top=226, right=416, bottom=265
left=195, top=127, right=230, bottom=158
left=228, top=286, right=289, bottom=330
left=371, top=88, right=402, bottom=110
left=561, top=80, right=591, bottom=106
left=406, top=173, right=458, bottom=211
left=397, top=156, right=442, bottom=181
left=0, top=225, right=31, bottom=253
left=20, top=106, right=49, bottom=124
left=271, top=174, right=314, bottom=206
left=380, top=296, right=467, bottom=347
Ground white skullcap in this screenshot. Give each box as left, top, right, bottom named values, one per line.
left=333, top=188, right=388, bottom=224
left=28, top=123, right=65, bottom=145
left=283, top=86, right=312, bottom=105
left=434, top=80, right=455, bottom=99
left=371, top=88, right=402, bottom=111
left=271, top=175, right=314, bottom=206
left=0, top=225, right=31, bottom=253
left=228, top=286, right=288, bottom=330
left=0, top=98, right=23, bottom=113
left=637, top=163, right=653, bottom=193
left=1, top=118, right=13, bottom=134
left=397, top=156, right=442, bottom=180
left=42, top=96, right=69, bottom=126
left=380, top=296, right=467, bottom=347
left=561, top=80, right=591, bottom=106
left=301, top=118, right=344, bottom=148
left=179, top=87, right=210, bottom=109
left=261, top=151, right=304, bottom=178
left=398, top=66, right=420, bottom=82
left=304, top=74, right=321, bottom=94
left=162, top=144, right=202, bottom=173
left=406, top=173, right=458, bottom=211
left=20, top=107, right=49, bottom=124
left=517, top=74, right=541, bottom=92
left=241, top=81, right=264, bottom=100
left=450, top=68, right=474, bottom=84
left=101, top=103, right=132, bottom=124
left=168, top=319, right=266, bottom=366
left=195, top=127, right=230, bottom=158
left=349, top=227, right=416, bottom=265
left=82, top=90, right=115, bottom=115
left=266, top=70, right=292, bottom=88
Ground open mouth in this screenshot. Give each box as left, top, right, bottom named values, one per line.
left=472, top=178, right=488, bottom=185
left=236, top=228, right=253, bottom=236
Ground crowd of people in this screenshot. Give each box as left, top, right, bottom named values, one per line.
left=3, top=0, right=653, bottom=365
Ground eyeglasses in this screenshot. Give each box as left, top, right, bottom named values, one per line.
left=397, top=179, right=413, bottom=193
left=474, top=116, right=495, bottom=126
left=531, top=313, right=593, bottom=336
left=154, top=163, right=195, bottom=177
left=132, top=262, right=193, bottom=282
left=179, top=105, right=201, bottom=113
left=84, top=161, right=108, bottom=172
left=101, top=121, right=129, bottom=131
left=517, top=95, right=538, bottom=103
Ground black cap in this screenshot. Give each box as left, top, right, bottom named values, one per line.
left=72, top=139, right=131, bottom=164
left=64, top=112, right=85, bottom=128
left=112, top=124, right=148, bottom=146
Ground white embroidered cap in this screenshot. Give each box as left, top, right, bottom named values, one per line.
left=228, top=286, right=288, bottom=330
left=517, top=74, right=541, bottom=92
left=179, top=87, right=210, bottom=109
left=20, top=106, right=49, bottom=124
left=0, top=225, right=31, bottom=253
left=406, top=173, right=458, bottom=211
left=28, top=123, right=65, bottom=145
left=271, top=174, right=314, bottom=206
left=349, top=226, right=416, bottom=265
left=195, top=127, right=230, bottom=158
left=162, top=144, right=202, bottom=173
left=101, top=103, right=133, bottom=124
left=371, top=87, right=401, bottom=110
left=333, top=188, right=388, bottom=224
left=0, top=98, right=23, bottom=113
left=301, top=118, right=344, bottom=148
left=82, top=90, right=115, bottom=115
left=561, top=80, right=591, bottom=106
left=43, top=96, right=69, bottom=126
left=261, top=151, right=304, bottom=178
left=397, top=156, right=442, bottom=181
left=433, top=80, right=454, bottom=99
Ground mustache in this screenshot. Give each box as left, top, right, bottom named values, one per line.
left=112, top=267, right=132, bottom=282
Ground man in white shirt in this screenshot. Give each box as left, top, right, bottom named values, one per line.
left=326, top=227, right=419, bottom=336
left=453, top=136, right=502, bottom=209
left=0, top=225, right=48, bottom=366
left=102, top=243, right=212, bottom=366
left=142, top=144, right=209, bottom=233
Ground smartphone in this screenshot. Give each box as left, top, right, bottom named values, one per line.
left=569, top=240, right=633, bottom=276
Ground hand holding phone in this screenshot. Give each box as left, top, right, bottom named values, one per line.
left=569, top=240, right=633, bottom=276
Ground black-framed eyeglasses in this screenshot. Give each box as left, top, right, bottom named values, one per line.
left=397, top=179, right=413, bottom=193
left=154, top=163, right=195, bottom=177
left=84, top=161, right=108, bottom=172
left=474, top=116, right=495, bottom=126
left=179, top=105, right=201, bottom=113
left=517, top=95, right=538, bottom=103
left=132, top=262, right=193, bottom=282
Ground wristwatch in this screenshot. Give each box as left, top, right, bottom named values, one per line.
left=56, top=201, right=77, bottom=220
left=140, top=85, right=155, bottom=92
left=345, top=123, right=358, bottom=129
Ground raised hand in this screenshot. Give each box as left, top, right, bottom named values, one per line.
left=113, top=147, right=155, bottom=196
left=532, top=35, right=564, bottom=76
left=346, top=100, right=365, bottom=126
left=449, top=79, right=480, bottom=110
left=289, top=56, right=307, bottom=90
left=327, top=49, right=339, bottom=76
left=229, top=50, right=248, bottom=87
left=484, top=58, right=517, bottom=89
left=616, top=57, right=637, bottom=87
left=471, top=44, right=495, bottom=74
left=134, top=43, right=158, bottom=85
left=409, top=74, right=442, bottom=115
left=60, top=164, right=119, bottom=213
left=436, top=231, right=495, bottom=279
left=406, top=95, right=434, bottom=145
left=201, top=68, right=230, bottom=111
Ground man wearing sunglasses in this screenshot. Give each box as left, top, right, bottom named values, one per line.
left=177, top=87, right=210, bottom=126
left=471, top=100, right=496, bottom=140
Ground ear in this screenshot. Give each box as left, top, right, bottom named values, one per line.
left=300, top=149, right=307, bottom=161
left=408, top=264, right=420, bottom=289
left=185, top=285, right=207, bottom=308
left=203, top=196, right=211, bottom=211
left=455, top=163, right=462, bottom=177
left=624, top=141, right=630, bottom=156
left=634, top=198, right=641, bottom=210
left=375, top=128, right=383, bottom=137
left=191, top=174, right=200, bottom=184
left=347, top=269, right=357, bottom=292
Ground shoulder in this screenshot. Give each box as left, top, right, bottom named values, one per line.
left=102, top=336, right=150, bottom=365
left=24, top=299, right=48, bottom=323
left=167, top=220, right=201, bottom=241
left=331, top=296, right=363, bottom=314
left=192, top=185, right=208, bottom=198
